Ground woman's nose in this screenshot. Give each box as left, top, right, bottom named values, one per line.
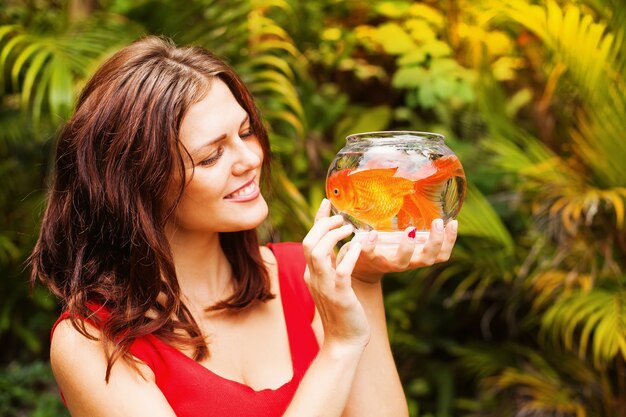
left=232, top=137, right=262, bottom=176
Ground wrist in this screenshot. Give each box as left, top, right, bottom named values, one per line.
left=351, top=277, right=383, bottom=295
left=352, top=272, right=384, bottom=284
left=322, top=338, right=369, bottom=360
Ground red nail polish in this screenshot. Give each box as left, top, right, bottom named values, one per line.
left=408, top=228, right=416, bottom=239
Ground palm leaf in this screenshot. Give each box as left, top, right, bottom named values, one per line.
left=541, top=289, right=626, bottom=368
left=573, top=91, right=626, bottom=188
left=0, top=17, right=137, bottom=123
left=489, top=366, right=586, bottom=417
left=491, top=0, right=616, bottom=100
left=457, top=184, right=514, bottom=253
left=488, top=0, right=626, bottom=190
left=528, top=270, right=593, bottom=312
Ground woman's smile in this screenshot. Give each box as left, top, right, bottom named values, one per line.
left=225, top=178, right=260, bottom=201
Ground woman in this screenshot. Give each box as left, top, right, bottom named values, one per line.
left=30, top=36, right=458, bottom=417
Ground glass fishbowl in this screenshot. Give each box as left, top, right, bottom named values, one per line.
left=325, top=131, right=466, bottom=246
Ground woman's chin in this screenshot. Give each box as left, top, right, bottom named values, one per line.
left=231, top=199, right=269, bottom=232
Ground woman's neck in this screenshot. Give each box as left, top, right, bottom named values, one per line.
left=167, top=229, right=234, bottom=309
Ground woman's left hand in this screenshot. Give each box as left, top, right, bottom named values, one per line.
left=338, top=218, right=458, bottom=284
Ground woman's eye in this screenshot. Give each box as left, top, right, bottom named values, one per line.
left=199, top=146, right=224, bottom=167
left=240, top=129, right=255, bottom=139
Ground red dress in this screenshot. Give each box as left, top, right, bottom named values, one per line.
left=51, top=242, right=320, bottom=416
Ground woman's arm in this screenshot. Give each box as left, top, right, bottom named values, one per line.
left=341, top=219, right=459, bottom=417
left=282, top=200, right=369, bottom=416
left=342, top=279, right=408, bottom=417
left=50, top=320, right=177, bottom=417
left=288, top=197, right=458, bottom=417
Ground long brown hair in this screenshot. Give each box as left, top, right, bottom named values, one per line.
left=30, top=36, right=273, bottom=380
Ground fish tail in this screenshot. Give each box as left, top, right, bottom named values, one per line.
left=398, top=192, right=442, bottom=230
left=397, top=156, right=461, bottom=228
left=397, top=205, right=416, bottom=230
left=417, top=155, right=464, bottom=186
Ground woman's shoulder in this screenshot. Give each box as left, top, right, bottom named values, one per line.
left=50, top=318, right=107, bottom=378
left=50, top=318, right=176, bottom=416
left=51, top=317, right=155, bottom=380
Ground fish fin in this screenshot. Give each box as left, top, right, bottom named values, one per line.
left=353, top=204, right=373, bottom=213
left=402, top=187, right=443, bottom=229
left=374, top=218, right=396, bottom=231
left=397, top=207, right=414, bottom=230
left=416, top=156, right=464, bottom=186
left=349, top=167, right=399, bottom=179
left=406, top=155, right=461, bottom=226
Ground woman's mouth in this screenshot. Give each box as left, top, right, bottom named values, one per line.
left=225, top=180, right=260, bottom=201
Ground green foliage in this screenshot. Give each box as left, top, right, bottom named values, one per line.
left=2, top=0, right=626, bottom=416
left=542, top=288, right=626, bottom=367
left=0, top=109, right=57, bottom=358
left=0, top=16, right=140, bottom=124
left=0, top=361, right=70, bottom=417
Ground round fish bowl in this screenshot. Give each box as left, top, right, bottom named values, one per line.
left=325, top=131, right=466, bottom=246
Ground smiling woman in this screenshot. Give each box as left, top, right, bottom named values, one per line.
left=29, top=35, right=458, bottom=417
left=170, top=80, right=268, bottom=237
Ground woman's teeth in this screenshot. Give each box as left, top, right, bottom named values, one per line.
left=228, top=183, right=256, bottom=198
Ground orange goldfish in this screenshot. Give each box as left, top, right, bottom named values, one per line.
left=326, top=155, right=464, bottom=230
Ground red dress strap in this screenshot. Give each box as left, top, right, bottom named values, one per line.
left=266, top=242, right=318, bottom=380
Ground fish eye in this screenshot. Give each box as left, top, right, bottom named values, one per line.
left=333, top=188, right=339, bottom=196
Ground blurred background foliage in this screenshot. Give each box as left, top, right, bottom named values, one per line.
left=1, top=0, right=625, bottom=415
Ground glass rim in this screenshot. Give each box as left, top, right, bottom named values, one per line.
left=346, top=130, right=445, bottom=142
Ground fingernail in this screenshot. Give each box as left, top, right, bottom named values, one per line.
left=450, top=220, right=458, bottom=233
left=407, top=227, right=416, bottom=239
left=434, top=219, right=444, bottom=232
left=368, top=230, right=377, bottom=243
left=321, top=198, right=329, bottom=209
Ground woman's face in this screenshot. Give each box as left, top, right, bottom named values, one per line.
left=167, top=79, right=268, bottom=237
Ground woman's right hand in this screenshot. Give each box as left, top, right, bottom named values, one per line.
left=302, top=199, right=370, bottom=350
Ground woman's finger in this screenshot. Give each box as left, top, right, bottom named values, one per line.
left=418, top=218, right=446, bottom=265
left=306, top=224, right=354, bottom=292
left=335, top=241, right=362, bottom=289
left=314, top=198, right=332, bottom=223
left=435, top=219, right=458, bottom=263
left=359, top=230, right=378, bottom=262
left=309, top=224, right=354, bottom=264
left=339, top=230, right=377, bottom=265
left=393, top=227, right=418, bottom=268
left=302, top=215, right=344, bottom=257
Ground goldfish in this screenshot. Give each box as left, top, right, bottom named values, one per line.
left=326, top=155, right=465, bottom=230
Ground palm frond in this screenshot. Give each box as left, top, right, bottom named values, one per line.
left=451, top=342, right=517, bottom=380
left=488, top=0, right=626, bottom=192
left=478, top=73, right=626, bottom=253
left=457, top=184, right=514, bottom=253
left=0, top=17, right=137, bottom=124
left=541, top=289, right=626, bottom=368
left=492, top=0, right=616, bottom=100
left=573, top=90, right=626, bottom=188
left=243, top=5, right=307, bottom=142
left=528, top=270, right=593, bottom=312
left=489, top=366, right=587, bottom=417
